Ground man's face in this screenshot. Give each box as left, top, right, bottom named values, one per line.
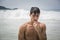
left=30, top=13, right=40, bottom=22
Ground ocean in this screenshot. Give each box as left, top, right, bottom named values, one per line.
left=0, top=18, right=60, bottom=40
left=0, top=9, right=60, bottom=40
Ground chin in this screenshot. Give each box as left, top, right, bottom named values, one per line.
left=34, top=20, right=38, bottom=22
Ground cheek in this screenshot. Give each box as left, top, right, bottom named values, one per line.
left=30, top=16, right=34, bottom=20
left=31, top=17, right=35, bottom=20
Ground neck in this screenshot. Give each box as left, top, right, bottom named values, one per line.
left=30, top=20, right=38, bottom=25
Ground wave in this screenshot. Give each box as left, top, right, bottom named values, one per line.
left=0, top=9, right=60, bottom=20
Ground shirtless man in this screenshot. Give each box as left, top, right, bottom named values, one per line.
left=18, top=7, right=47, bottom=40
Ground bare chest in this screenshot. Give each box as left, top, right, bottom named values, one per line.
left=25, top=25, right=37, bottom=37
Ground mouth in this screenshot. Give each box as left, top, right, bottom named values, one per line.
left=34, top=20, right=37, bottom=21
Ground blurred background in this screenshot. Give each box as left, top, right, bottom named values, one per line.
left=0, top=0, right=60, bottom=40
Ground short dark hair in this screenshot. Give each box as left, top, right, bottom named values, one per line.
left=30, top=7, right=40, bottom=15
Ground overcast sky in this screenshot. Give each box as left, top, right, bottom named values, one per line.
left=0, top=0, right=60, bottom=11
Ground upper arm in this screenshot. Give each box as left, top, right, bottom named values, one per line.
left=18, top=25, right=25, bottom=36
left=39, top=23, right=46, bottom=33
left=42, top=24, right=46, bottom=33
left=42, top=24, right=47, bottom=40
left=18, top=25, right=26, bottom=40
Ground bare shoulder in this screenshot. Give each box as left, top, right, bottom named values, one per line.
left=38, top=22, right=46, bottom=29
left=19, top=22, right=28, bottom=30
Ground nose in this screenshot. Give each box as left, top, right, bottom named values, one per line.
left=34, top=16, right=38, bottom=20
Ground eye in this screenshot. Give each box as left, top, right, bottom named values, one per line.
left=32, top=14, right=39, bottom=17
left=32, top=15, right=35, bottom=17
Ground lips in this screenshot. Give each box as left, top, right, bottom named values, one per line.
left=34, top=19, right=37, bottom=21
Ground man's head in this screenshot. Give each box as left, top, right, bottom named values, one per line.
left=30, top=7, right=40, bottom=22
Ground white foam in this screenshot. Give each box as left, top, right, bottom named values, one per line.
left=0, top=9, right=60, bottom=20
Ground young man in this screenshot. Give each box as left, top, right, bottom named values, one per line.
left=18, top=7, right=47, bottom=40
